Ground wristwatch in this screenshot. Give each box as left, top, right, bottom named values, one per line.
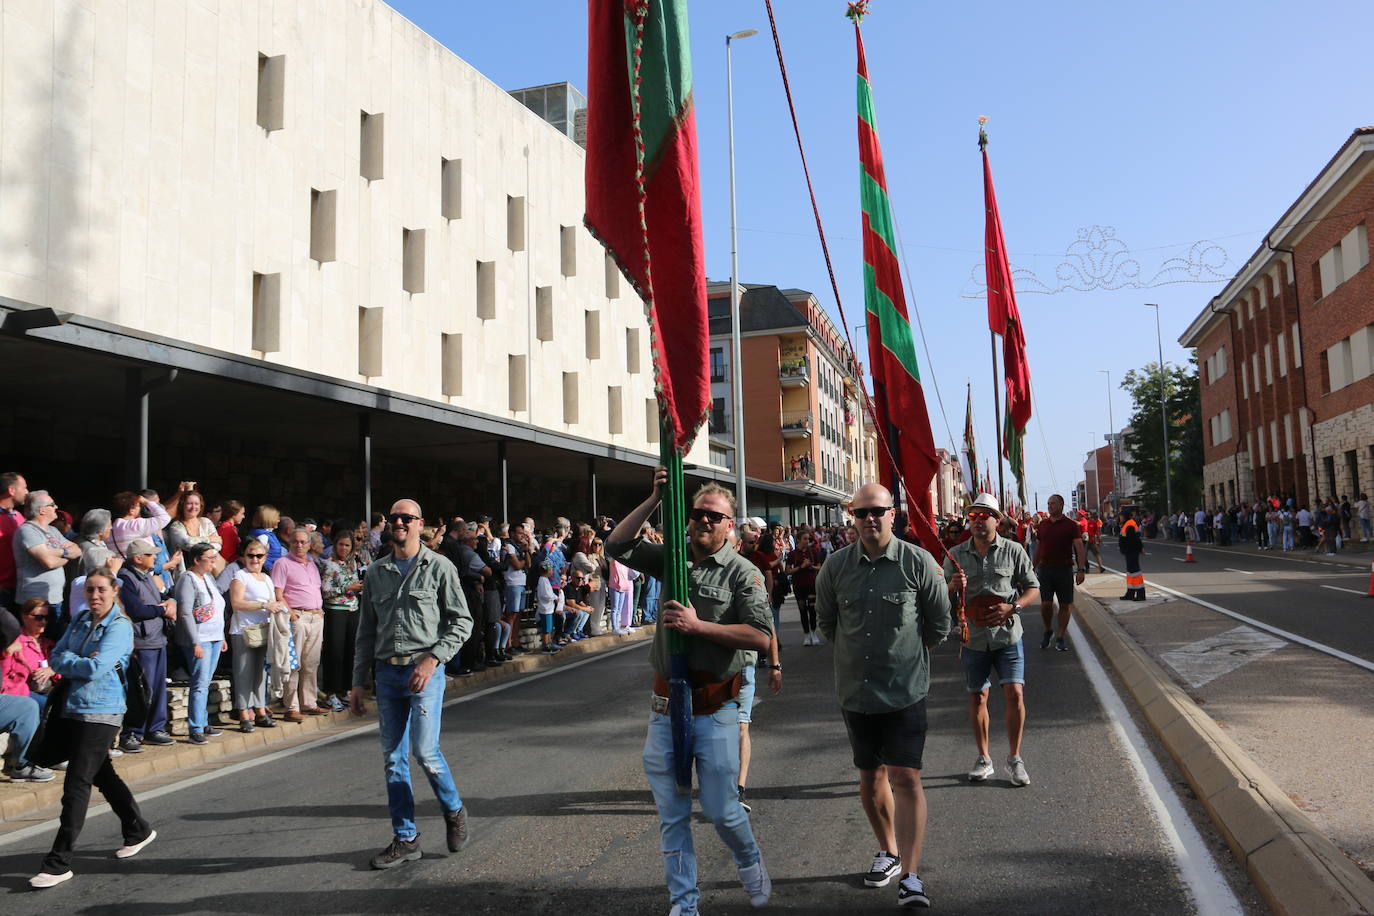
left=760, top=663, right=782, bottom=671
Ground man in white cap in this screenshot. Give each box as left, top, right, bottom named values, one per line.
left=942, top=493, right=1040, bottom=787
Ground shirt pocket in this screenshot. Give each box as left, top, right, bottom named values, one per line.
left=693, top=584, right=731, bottom=622
left=880, top=590, right=920, bottom=628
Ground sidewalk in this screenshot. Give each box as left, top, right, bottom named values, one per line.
left=1139, top=536, right=1374, bottom=570
left=0, top=627, right=654, bottom=828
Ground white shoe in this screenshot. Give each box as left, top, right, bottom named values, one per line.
left=1007, top=756, right=1031, bottom=787
left=738, top=856, right=772, bottom=907
left=116, top=829, right=157, bottom=859
left=813, top=631, right=825, bottom=645
left=30, top=870, right=73, bottom=889
left=968, top=755, right=995, bottom=781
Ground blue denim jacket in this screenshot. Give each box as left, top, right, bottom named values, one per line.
left=51, top=609, right=134, bottom=715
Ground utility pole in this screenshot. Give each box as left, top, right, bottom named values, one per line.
left=1145, top=303, right=1174, bottom=518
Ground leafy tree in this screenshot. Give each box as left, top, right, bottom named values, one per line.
left=1120, top=359, right=1202, bottom=515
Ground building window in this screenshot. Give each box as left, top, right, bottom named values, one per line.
left=1292, top=322, right=1302, bottom=368
left=509, top=355, right=528, bottom=412
left=251, top=272, right=282, bottom=353
left=476, top=260, right=495, bottom=320
left=709, top=347, right=726, bottom=382
left=646, top=398, right=659, bottom=443
left=607, top=386, right=624, bottom=434
left=507, top=196, right=526, bottom=252
left=441, top=158, right=462, bottom=219
left=560, top=226, right=577, bottom=276
left=310, top=189, right=337, bottom=263
left=1205, top=347, right=1227, bottom=385
left=402, top=229, right=425, bottom=294
left=1263, top=343, right=1272, bottom=386
left=1277, top=333, right=1287, bottom=376
left=1284, top=414, right=1294, bottom=459
left=627, top=328, right=641, bottom=374
left=710, top=397, right=727, bottom=434
left=585, top=310, right=601, bottom=359
left=535, top=287, right=554, bottom=341
left=605, top=252, right=620, bottom=299
left=360, top=111, right=384, bottom=180
left=1324, top=455, right=1337, bottom=498
left=1270, top=420, right=1279, bottom=468
left=1326, top=338, right=1353, bottom=392
left=563, top=372, right=579, bottom=425
left=1347, top=450, right=1362, bottom=496
left=358, top=306, right=383, bottom=377
left=256, top=54, right=285, bottom=131
left=441, top=333, right=462, bottom=396
left=1241, top=362, right=1248, bottom=398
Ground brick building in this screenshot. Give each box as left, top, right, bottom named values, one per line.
left=1180, top=128, right=1374, bottom=508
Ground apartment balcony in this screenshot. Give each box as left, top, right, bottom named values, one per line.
left=784, top=458, right=815, bottom=482
left=780, top=410, right=813, bottom=438
left=779, top=360, right=810, bottom=387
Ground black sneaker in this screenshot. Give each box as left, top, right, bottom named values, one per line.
left=864, top=850, right=901, bottom=887
left=897, top=874, right=930, bottom=907
left=118, top=734, right=145, bottom=754
left=1055, top=637, right=1069, bottom=652
left=188, top=732, right=207, bottom=745
left=1040, top=629, right=1053, bottom=650
left=371, top=834, right=422, bottom=869
left=443, top=807, right=468, bottom=852
left=203, top=726, right=223, bottom=738
left=738, top=785, right=751, bottom=813
left=143, top=731, right=175, bottom=746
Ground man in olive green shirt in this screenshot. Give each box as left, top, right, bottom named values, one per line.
left=816, top=483, right=951, bottom=908
left=349, top=499, right=473, bottom=870
left=942, top=493, right=1040, bottom=788
left=606, top=467, right=774, bottom=915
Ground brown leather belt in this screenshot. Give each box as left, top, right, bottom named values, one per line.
left=651, top=671, right=743, bottom=717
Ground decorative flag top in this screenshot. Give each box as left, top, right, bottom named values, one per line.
left=584, top=0, right=710, bottom=452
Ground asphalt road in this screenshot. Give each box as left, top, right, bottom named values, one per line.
left=1100, top=538, right=1374, bottom=665
left=0, top=618, right=1239, bottom=915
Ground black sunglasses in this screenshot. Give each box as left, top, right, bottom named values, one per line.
left=28, top=613, right=49, bottom=620
left=688, top=508, right=729, bottom=526
left=388, top=513, right=422, bottom=525
left=850, top=506, right=892, bottom=519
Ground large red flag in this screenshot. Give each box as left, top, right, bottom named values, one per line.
left=584, top=0, right=709, bottom=452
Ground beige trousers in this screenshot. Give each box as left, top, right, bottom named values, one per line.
left=284, top=612, right=324, bottom=710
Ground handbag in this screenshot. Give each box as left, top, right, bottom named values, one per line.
left=241, top=622, right=268, bottom=649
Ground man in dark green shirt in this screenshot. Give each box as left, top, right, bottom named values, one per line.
left=816, top=483, right=951, bottom=908
left=607, top=467, right=774, bottom=915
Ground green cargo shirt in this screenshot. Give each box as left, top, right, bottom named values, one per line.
left=816, top=537, right=952, bottom=714
left=353, top=545, right=473, bottom=686
left=609, top=536, right=772, bottom=683
left=942, top=535, right=1039, bottom=652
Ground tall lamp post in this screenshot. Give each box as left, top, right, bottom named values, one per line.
left=1145, top=303, right=1174, bottom=519
left=726, top=28, right=757, bottom=519
left=1099, top=369, right=1119, bottom=514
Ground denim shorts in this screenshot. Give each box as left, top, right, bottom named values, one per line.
left=962, top=639, right=1026, bottom=693
left=538, top=614, right=554, bottom=634
left=737, top=663, right=757, bottom=724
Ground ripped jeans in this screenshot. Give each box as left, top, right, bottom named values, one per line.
left=643, top=704, right=761, bottom=916
left=375, top=662, right=462, bottom=841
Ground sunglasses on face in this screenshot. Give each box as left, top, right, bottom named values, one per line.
left=688, top=508, right=729, bottom=526
left=968, top=511, right=994, bottom=520
left=28, top=613, right=49, bottom=620
left=850, top=506, right=892, bottom=520
left=388, top=513, right=422, bottom=526
left=244, top=554, right=266, bottom=560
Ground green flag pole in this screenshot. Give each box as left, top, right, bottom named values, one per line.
left=660, top=416, right=694, bottom=793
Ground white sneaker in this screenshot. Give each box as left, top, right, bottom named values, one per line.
left=30, top=870, right=73, bottom=889
left=813, top=631, right=825, bottom=645
left=116, top=829, right=157, bottom=859
left=968, top=755, right=995, bottom=781
left=738, top=857, right=772, bottom=907
left=1008, top=756, right=1031, bottom=787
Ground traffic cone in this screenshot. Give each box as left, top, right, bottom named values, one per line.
left=1365, top=558, right=1374, bottom=598
left=1184, top=540, right=1197, bottom=563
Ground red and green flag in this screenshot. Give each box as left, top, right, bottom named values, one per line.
left=980, top=120, right=1031, bottom=504
left=850, top=5, right=939, bottom=549
left=584, top=0, right=709, bottom=452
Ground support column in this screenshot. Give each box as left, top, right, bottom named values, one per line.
left=359, top=414, right=372, bottom=523
left=123, top=367, right=177, bottom=489
left=498, top=441, right=509, bottom=523
left=588, top=456, right=598, bottom=519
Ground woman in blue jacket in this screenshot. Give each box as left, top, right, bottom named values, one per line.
left=30, top=569, right=156, bottom=890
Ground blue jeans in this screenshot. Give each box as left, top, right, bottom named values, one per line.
left=375, top=662, right=462, bottom=841
left=188, top=640, right=223, bottom=733
left=642, top=577, right=661, bottom=622
left=643, top=704, right=761, bottom=916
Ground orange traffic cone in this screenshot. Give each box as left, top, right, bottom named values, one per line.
left=1184, top=540, right=1198, bottom=563
left=1365, top=558, right=1374, bottom=597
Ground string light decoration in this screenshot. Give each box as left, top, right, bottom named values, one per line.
left=960, top=225, right=1230, bottom=297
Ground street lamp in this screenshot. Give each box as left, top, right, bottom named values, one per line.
left=1145, top=303, right=1174, bottom=519
left=1099, top=369, right=1119, bottom=514
left=726, top=27, right=757, bottom=519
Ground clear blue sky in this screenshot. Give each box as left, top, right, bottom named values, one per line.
left=390, top=0, right=1371, bottom=507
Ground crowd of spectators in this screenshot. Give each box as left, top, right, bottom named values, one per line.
left=1166, top=493, right=1369, bottom=554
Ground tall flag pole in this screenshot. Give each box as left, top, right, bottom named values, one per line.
left=961, top=382, right=979, bottom=500
left=979, top=118, right=1032, bottom=506
left=849, top=1, right=939, bottom=552
left=585, top=0, right=709, bottom=794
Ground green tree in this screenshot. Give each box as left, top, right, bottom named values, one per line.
left=1120, top=359, right=1202, bottom=515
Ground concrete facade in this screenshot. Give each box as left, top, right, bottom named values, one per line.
left=0, top=0, right=715, bottom=487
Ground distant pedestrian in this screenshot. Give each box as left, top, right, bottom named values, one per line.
left=1357, top=494, right=1371, bottom=543
left=349, top=500, right=472, bottom=870
left=817, top=483, right=951, bottom=908
left=1033, top=495, right=1086, bottom=652
left=1119, top=508, right=1146, bottom=600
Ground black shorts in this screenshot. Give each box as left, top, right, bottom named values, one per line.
left=842, top=699, right=928, bottom=770
left=1037, top=566, right=1075, bottom=606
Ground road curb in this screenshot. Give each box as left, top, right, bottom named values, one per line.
left=0, top=627, right=654, bottom=826
left=1076, top=593, right=1374, bottom=916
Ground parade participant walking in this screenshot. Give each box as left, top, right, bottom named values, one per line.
left=349, top=499, right=472, bottom=870
left=1083, top=512, right=1105, bottom=572
left=1033, top=495, right=1086, bottom=652
left=606, top=467, right=774, bottom=915
left=787, top=529, right=825, bottom=645
left=30, top=570, right=156, bottom=889
left=816, top=483, right=951, bottom=908
left=1119, top=507, right=1146, bottom=600
left=943, top=494, right=1040, bottom=789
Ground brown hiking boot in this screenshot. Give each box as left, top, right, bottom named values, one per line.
left=369, top=834, right=421, bottom=870
left=443, top=807, right=468, bottom=852
left=281, top=710, right=304, bottom=723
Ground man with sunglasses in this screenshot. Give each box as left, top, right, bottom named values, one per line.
left=349, top=499, right=473, bottom=871
left=816, top=484, right=951, bottom=908
left=606, top=467, right=775, bottom=915
left=943, top=493, right=1040, bottom=789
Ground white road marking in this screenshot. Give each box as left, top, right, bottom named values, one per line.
left=1322, top=585, right=1368, bottom=596
left=1101, top=565, right=1374, bottom=675
left=0, top=639, right=653, bottom=848
left=1223, top=568, right=1254, bottom=575
left=1070, top=619, right=1244, bottom=916
left=1159, top=626, right=1289, bottom=688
